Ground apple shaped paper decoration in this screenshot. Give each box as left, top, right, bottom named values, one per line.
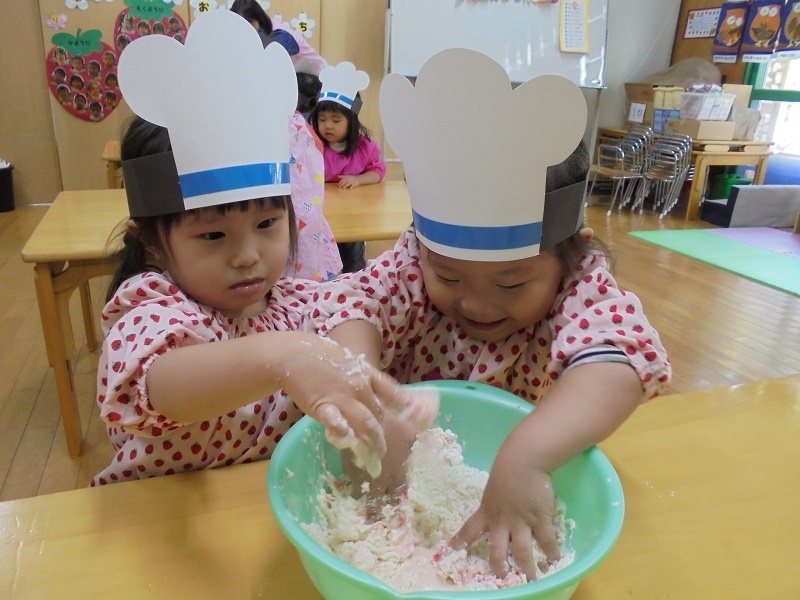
left=47, top=28, right=120, bottom=123
left=115, top=1, right=188, bottom=53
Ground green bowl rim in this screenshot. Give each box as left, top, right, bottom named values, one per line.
left=267, top=381, right=625, bottom=598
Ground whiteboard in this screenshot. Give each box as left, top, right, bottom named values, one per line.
left=388, top=0, right=608, bottom=88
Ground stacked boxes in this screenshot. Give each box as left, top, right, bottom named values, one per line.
left=625, top=83, right=683, bottom=134
left=626, top=82, right=754, bottom=141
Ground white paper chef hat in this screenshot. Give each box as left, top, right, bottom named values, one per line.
left=380, top=49, right=587, bottom=261
left=119, top=9, right=297, bottom=217
left=318, top=61, right=369, bottom=114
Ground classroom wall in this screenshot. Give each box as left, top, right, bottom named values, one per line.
left=672, top=0, right=746, bottom=84
left=595, top=0, right=683, bottom=129
left=2, top=0, right=682, bottom=207
left=0, top=3, right=62, bottom=205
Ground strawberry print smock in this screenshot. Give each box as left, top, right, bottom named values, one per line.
left=92, top=272, right=332, bottom=486
left=318, top=229, right=671, bottom=403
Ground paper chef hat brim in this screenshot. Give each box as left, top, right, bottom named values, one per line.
left=413, top=180, right=586, bottom=258
left=118, top=10, right=297, bottom=217
left=381, top=49, right=587, bottom=261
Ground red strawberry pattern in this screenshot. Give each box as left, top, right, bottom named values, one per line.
left=317, top=229, right=671, bottom=405
left=91, top=271, right=354, bottom=486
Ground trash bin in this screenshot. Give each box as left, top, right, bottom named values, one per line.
left=0, top=163, right=14, bottom=213
left=709, top=172, right=752, bottom=200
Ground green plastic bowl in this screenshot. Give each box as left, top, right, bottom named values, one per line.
left=268, top=381, right=624, bottom=600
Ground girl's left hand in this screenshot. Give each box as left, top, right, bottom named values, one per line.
left=450, top=453, right=561, bottom=581
left=337, top=175, right=361, bottom=189
left=278, top=336, right=405, bottom=474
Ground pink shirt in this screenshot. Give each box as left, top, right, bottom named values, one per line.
left=316, top=229, right=671, bottom=403
left=273, top=19, right=326, bottom=75
left=91, top=272, right=342, bottom=485
left=323, top=137, right=386, bottom=183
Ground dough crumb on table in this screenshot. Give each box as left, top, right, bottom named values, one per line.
left=304, top=428, right=575, bottom=593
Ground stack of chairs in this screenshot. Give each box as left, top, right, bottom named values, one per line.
left=632, top=133, right=693, bottom=219
left=584, top=126, right=654, bottom=216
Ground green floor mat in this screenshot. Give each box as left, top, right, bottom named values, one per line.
left=629, top=229, right=800, bottom=297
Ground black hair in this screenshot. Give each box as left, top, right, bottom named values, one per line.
left=296, top=72, right=322, bottom=115
left=230, top=0, right=273, bottom=34
left=546, top=140, right=612, bottom=276
left=309, top=100, right=371, bottom=157
left=106, top=116, right=298, bottom=302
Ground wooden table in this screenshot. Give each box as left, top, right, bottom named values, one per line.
left=1, top=376, right=799, bottom=597
left=596, top=127, right=772, bottom=221
left=323, top=181, right=412, bottom=241
left=20, top=191, right=128, bottom=458
left=21, top=183, right=411, bottom=457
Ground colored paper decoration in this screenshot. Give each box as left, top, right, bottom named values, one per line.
left=776, top=0, right=800, bottom=59
left=712, top=1, right=749, bottom=64
left=46, top=28, right=120, bottom=122
left=740, top=0, right=782, bottom=63
left=115, top=1, right=188, bottom=51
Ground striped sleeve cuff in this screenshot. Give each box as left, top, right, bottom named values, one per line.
left=563, top=344, right=630, bottom=374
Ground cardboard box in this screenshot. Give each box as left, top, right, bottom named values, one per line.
left=626, top=83, right=690, bottom=127
left=665, top=118, right=735, bottom=141
left=653, top=108, right=681, bottom=134
left=722, top=84, right=753, bottom=109
left=653, top=86, right=684, bottom=110
left=625, top=82, right=656, bottom=126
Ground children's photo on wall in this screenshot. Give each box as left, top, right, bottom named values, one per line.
left=114, top=7, right=188, bottom=50
left=45, top=28, right=121, bottom=123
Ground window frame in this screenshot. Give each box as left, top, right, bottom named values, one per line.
left=743, top=62, right=800, bottom=102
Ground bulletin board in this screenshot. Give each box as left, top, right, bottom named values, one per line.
left=387, top=0, right=608, bottom=87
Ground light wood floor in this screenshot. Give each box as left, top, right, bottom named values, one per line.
left=1, top=191, right=799, bottom=501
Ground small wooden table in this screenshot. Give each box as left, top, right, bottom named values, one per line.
left=595, top=127, right=772, bottom=221
left=1, top=376, right=799, bottom=597
left=324, top=181, right=412, bottom=241
left=21, top=182, right=411, bottom=457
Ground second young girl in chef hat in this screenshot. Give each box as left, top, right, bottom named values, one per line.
left=320, top=48, right=671, bottom=582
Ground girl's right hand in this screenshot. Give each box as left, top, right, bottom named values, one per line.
left=337, top=175, right=361, bottom=189
left=278, top=336, right=405, bottom=474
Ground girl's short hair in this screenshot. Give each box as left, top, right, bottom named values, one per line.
left=107, top=116, right=298, bottom=301
left=545, top=141, right=613, bottom=277
left=309, top=100, right=372, bottom=157
left=230, top=0, right=273, bottom=34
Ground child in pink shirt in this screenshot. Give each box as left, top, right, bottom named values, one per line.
left=311, top=62, right=386, bottom=272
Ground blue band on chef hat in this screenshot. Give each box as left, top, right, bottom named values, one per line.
left=412, top=210, right=543, bottom=250
left=179, top=162, right=291, bottom=199
left=319, top=91, right=355, bottom=108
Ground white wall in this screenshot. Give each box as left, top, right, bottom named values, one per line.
left=596, top=0, right=682, bottom=129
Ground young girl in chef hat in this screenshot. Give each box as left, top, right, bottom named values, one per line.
left=92, top=10, right=421, bottom=486
left=310, top=62, right=386, bottom=272
left=322, top=49, right=672, bottom=581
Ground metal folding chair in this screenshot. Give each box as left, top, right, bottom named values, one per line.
left=584, top=126, right=653, bottom=216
